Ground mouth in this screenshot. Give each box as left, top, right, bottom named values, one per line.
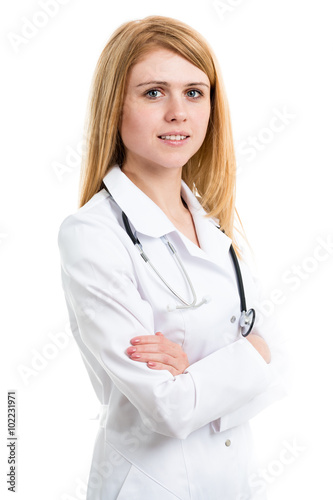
left=158, top=134, right=190, bottom=146
left=158, top=134, right=189, bottom=141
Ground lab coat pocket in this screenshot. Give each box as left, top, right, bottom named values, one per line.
left=116, top=463, right=182, bottom=500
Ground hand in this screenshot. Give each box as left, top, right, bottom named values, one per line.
left=246, top=334, right=271, bottom=364
left=126, top=332, right=189, bottom=376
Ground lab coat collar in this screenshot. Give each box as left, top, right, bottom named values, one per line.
left=102, top=165, right=232, bottom=264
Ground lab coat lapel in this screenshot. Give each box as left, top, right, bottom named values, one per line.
left=102, top=165, right=232, bottom=271
left=102, top=165, right=175, bottom=238
left=178, top=181, right=232, bottom=270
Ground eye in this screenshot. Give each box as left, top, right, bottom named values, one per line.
left=186, top=89, right=203, bottom=99
left=145, top=89, right=162, bottom=99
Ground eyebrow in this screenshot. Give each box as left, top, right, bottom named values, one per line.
left=136, top=80, right=210, bottom=88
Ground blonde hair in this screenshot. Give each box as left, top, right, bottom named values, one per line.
left=79, top=15, right=245, bottom=255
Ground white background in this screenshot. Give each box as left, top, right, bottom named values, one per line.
left=1, top=0, right=332, bottom=498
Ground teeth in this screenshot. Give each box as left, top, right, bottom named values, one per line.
left=160, top=135, right=187, bottom=140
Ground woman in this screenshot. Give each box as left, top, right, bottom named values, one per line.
left=58, top=15, right=288, bottom=499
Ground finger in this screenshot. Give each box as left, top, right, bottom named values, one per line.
left=127, top=348, right=189, bottom=375
left=147, top=361, right=179, bottom=377
left=130, top=334, right=178, bottom=354
left=129, top=334, right=179, bottom=356
left=130, top=334, right=165, bottom=345
left=126, top=343, right=179, bottom=356
left=128, top=351, right=177, bottom=368
left=127, top=335, right=186, bottom=367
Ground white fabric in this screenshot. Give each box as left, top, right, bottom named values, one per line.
left=58, top=164, right=288, bottom=499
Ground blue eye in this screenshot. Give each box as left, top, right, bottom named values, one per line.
left=187, top=89, right=202, bottom=98
left=146, top=89, right=162, bottom=98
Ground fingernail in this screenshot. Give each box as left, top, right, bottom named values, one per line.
left=147, top=362, right=156, bottom=367
left=127, top=347, right=136, bottom=354
left=131, top=338, right=141, bottom=344
left=131, top=353, right=141, bottom=359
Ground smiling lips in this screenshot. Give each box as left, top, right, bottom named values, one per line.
left=160, top=134, right=188, bottom=140
left=158, top=133, right=190, bottom=144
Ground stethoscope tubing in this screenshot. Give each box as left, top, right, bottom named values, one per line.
left=102, top=182, right=255, bottom=336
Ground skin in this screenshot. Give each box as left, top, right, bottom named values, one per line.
left=121, top=48, right=271, bottom=375
left=119, top=47, right=211, bottom=223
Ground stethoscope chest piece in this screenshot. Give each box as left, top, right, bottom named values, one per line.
left=239, top=308, right=255, bottom=337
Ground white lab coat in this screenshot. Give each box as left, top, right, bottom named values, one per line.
left=58, top=164, right=288, bottom=500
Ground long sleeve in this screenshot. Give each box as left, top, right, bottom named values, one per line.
left=209, top=258, right=290, bottom=433
left=58, top=214, right=283, bottom=440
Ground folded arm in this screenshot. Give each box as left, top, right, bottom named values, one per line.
left=58, top=216, right=286, bottom=439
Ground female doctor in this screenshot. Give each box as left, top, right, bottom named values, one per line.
left=58, top=15, right=288, bottom=500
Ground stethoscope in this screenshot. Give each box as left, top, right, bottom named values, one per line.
left=102, top=183, right=255, bottom=337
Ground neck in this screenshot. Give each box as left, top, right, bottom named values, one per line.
left=121, top=160, right=188, bottom=219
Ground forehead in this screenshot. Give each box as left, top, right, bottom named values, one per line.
left=127, top=48, right=210, bottom=86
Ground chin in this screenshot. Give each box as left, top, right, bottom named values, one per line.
left=154, top=154, right=194, bottom=170
left=124, top=151, right=193, bottom=171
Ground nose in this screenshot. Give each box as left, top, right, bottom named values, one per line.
left=164, top=95, right=187, bottom=122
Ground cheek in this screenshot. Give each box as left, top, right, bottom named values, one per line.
left=120, top=105, right=156, bottom=146
left=120, top=105, right=138, bottom=139
left=120, top=113, right=141, bottom=152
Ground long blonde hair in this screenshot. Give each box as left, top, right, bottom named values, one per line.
left=79, top=15, right=244, bottom=255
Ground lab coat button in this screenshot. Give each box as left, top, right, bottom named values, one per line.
left=230, top=316, right=236, bottom=323
left=225, top=439, right=231, bottom=447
